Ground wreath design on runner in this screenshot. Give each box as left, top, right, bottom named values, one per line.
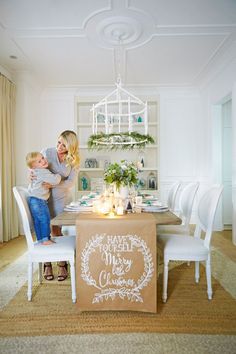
left=81, top=233, right=154, bottom=304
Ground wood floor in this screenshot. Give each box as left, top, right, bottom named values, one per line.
left=0, top=229, right=235, bottom=272
left=0, top=235, right=26, bottom=271
left=212, top=230, right=236, bottom=262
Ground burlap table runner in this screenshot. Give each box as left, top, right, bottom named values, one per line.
left=76, top=213, right=157, bottom=313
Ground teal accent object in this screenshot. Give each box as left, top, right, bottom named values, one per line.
left=81, top=176, right=88, bottom=190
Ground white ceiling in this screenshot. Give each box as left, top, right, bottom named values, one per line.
left=0, top=0, right=236, bottom=87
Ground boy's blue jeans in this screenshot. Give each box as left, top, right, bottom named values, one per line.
left=28, top=197, right=51, bottom=243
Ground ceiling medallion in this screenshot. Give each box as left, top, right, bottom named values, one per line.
left=85, top=10, right=155, bottom=50
left=97, top=16, right=142, bottom=46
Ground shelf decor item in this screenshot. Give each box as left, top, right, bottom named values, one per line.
left=104, top=160, right=139, bottom=190
left=138, top=150, right=145, bottom=168
left=147, top=172, right=157, bottom=190
left=88, top=80, right=155, bottom=150
left=80, top=173, right=90, bottom=191
left=84, top=158, right=98, bottom=168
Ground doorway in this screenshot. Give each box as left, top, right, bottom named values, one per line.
left=222, top=99, right=232, bottom=229
left=212, top=97, right=232, bottom=231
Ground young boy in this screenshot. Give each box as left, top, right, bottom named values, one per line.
left=26, top=152, right=61, bottom=245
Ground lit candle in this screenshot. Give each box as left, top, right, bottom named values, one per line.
left=135, top=196, right=142, bottom=205
left=100, top=201, right=110, bottom=214
left=117, top=206, right=124, bottom=215
left=92, top=200, right=100, bottom=213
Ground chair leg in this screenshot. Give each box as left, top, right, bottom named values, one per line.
left=195, top=261, right=200, bottom=283
left=38, top=262, right=43, bottom=284
left=28, top=262, right=33, bottom=301
left=162, top=260, right=169, bottom=303
left=70, top=260, right=76, bottom=303
left=206, top=258, right=212, bottom=300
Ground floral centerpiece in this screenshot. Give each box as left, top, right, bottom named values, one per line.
left=104, top=160, right=139, bottom=190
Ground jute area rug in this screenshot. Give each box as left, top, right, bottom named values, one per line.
left=1, top=253, right=236, bottom=338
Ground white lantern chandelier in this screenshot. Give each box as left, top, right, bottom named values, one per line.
left=88, top=37, right=154, bottom=150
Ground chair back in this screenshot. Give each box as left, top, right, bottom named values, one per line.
left=195, top=185, right=223, bottom=248
left=13, top=186, right=35, bottom=250
left=167, top=181, right=181, bottom=211
left=179, top=182, right=199, bottom=228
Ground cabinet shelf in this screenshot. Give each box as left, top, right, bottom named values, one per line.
left=77, top=122, right=158, bottom=128
left=80, top=145, right=158, bottom=149
left=80, top=168, right=104, bottom=172
left=79, top=167, right=158, bottom=172
left=76, top=97, right=159, bottom=197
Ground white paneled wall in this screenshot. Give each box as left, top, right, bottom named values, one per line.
left=199, top=46, right=236, bottom=241
left=14, top=72, right=42, bottom=186
left=40, top=90, right=75, bottom=148
left=159, top=93, right=200, bottom=180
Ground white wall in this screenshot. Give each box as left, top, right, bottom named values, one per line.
left=199, top=41, right=236, bottom=242
left=14, top=71, right=42, bottom=186
left=158, top=88, right=202, bottom=214
left=40, top=89, right=75, bottom=148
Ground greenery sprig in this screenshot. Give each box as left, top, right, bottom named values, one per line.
left=104, top=160, right=139, bottom=189
left=87, top=131, right=155, bottom=150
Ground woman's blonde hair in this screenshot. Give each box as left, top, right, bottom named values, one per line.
left=59, top=130, right=80, bottom=167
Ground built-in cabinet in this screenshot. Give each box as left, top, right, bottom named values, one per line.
left=75, top=96, right=159, bottom=198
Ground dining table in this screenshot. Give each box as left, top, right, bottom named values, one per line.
left=51, top=209, right=181, bottom=313
left=50, top=209, right=181, bottom=227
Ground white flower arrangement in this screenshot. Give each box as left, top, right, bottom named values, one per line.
left=104, top=160, right=139, bottom=189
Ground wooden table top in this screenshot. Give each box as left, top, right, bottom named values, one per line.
left=51, top=210, right=181, bottom=226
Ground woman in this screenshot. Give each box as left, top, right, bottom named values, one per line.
left=42, top=130, right=80, bottom=281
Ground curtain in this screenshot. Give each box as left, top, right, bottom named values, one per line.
left=0, top=73, right=19, bottom=242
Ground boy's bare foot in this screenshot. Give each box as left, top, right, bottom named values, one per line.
left=42, top=240, right=54, bottom=245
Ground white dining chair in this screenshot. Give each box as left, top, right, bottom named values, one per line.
left=157, top=185, right=223, bottom=303
left=158, top=182, right=199, bottom=234
left=167, top=181, right=181, bottom=212
left=62, top=226, right=76, bottom=236
left=13, top=186, right=76, bottom=303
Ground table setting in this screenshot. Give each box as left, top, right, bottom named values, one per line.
left=64, top=160, right=167, bottom=216
left=64, top=193, right=100, bottom=212
left=64, top=193, right=168, bottom=215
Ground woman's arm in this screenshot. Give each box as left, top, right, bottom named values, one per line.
left=51, top=167, right=79, bottom=190
left=41, top=169, right=61, bottom=185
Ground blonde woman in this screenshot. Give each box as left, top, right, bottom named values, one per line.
left=41, top=130, right=80, bottom=281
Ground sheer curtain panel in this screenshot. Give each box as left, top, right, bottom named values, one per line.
left=0, top=74, right=19, bottom=242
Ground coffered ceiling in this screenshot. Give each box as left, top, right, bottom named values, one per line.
left=0, top=0, right=236, bottom=87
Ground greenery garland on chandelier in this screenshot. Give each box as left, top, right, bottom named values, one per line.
left=87, top=131, right=155, bottom=150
